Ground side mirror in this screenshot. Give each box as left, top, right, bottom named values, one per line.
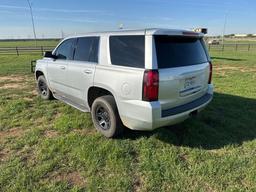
left=44, top=51, right=57, bottom=59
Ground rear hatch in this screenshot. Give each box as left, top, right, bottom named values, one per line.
left=154, top=35, right=211, bottom=111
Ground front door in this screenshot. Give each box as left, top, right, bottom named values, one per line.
left=47, top=38, right=76, bottom=96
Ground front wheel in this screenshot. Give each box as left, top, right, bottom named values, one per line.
left=91, top=95, right=123, bottom=138
left=37, top=75, right=53, bottom=100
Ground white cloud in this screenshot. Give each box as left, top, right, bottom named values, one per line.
left=0, top=4, right=109, bottom=14
left=35, top=16, right=98, bottom=23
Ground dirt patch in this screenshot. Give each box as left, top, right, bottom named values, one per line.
left=73, top=129, right=95, bottom=136
left=46, top=171, right=86, bottom=187
left=132, top=173, right=144, bottom=192
left=0, top=75, right=24, bottom=82
left=31, top=89, right=38, bottom=96
left=17, top=148, right=37, bottom=165
left=215, top=66, right=240, bottom=71
left=0, top=127, right=25, bottom=140
left=23, top=89, right=38, bottom=101
left=240, top=68, right=256, bottom=73
left=214, top=70, right=227, bottom=77
left=57, top=171, right=86, bottom=187
left=0, top=75, right=29, bottom=90
left=44, top=130, right=59, bottom=138
left=0, top=83, right=25, bottom=89
left=133, top=175, right=142, bottom=192
left=215, top=66, right=256, bottom=73
left=23, top=97, right=34, bottom=101
left=0, top=148, right=12, bottom=162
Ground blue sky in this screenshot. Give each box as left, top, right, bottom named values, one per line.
left=0, top=0, right=255, bottom=39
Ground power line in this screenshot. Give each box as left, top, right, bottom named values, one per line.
left=26, top=0, right=37, bottom=46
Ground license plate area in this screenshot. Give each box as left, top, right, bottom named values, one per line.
left=179, top=76, right=202, bottom=97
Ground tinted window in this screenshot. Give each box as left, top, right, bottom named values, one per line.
left=110, top=35, right=145, bottom=68
left=154, top=36, right=208, bottom=69
left=74, top=37, right=99, bottom=62
left=55, top=39, right=75, bottom=60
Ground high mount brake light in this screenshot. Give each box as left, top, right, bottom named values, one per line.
left=182, top=31, right=199, bottom=36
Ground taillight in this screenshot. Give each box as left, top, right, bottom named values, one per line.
left=208, top=62, right=212, bottom=84
left=143, top=70, right=159, bottom=101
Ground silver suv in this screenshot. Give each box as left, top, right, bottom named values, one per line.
left=35, top=28, right=213, bottom=138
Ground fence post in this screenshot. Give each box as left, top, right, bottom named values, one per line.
left=236, top=44, right=238, bottom=51
left=208, top=44, right=211, bottom=51
left=222, top=44, right=224, bottom=52
left=248, top=44, right=250, bottom=51
left=31, top=60, right=36, bottom=73
left=41, top=46, right=44, bottom=56
left=16, top=47, right=19, bottom=56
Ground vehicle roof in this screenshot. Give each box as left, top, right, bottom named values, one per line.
left=66, top=28, right=204, bottom=39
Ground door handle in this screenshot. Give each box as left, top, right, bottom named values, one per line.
left=60, top=66, right=66, bottom=70
left=83, top=69, right=92, bottom=74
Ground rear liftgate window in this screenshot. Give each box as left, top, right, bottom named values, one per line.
left=154, top=35, right=208, bottom=69
left=109, top=35, right=145, bottom=68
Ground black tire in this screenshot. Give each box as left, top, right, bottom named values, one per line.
left=37, top=75, right=53, bottom=100
left=91, top=95, right=124, bottom=138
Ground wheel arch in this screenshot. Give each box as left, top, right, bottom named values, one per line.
left=87, top=86, right=116, bottom=108
left=35, top=70, right=44, bottom=79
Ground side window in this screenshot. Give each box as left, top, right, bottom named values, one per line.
left=109, top=35, right=145, bottom=68
left=74, top=37, right=99, bottom=62
left=55, top=39, right=75, bottom=60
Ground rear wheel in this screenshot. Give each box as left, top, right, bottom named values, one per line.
left=91, top=95, right=123, bottom=138
left=37, top=75, right=53, bottom=100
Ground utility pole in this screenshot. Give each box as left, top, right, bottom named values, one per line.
left=26, top=0, right=37, bottom=46
left=222, top=13, right=228, bottom=45
left=61, top=30, right=64, bottom=39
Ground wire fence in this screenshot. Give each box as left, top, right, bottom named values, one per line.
left=0, top=46, right=56, bottom=56
left=0, top=44, right=256, bottom=56
left=0, top=43, right=254, bottom=74
left=207, top=43, right=256, bottom=52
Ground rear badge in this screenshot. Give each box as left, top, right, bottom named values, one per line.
left=180, top=76, right=201, bottom=97
left=184, top=76, right=196, bottom=89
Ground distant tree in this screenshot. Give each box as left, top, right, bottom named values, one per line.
left=224, top=34, right=235, bottom=38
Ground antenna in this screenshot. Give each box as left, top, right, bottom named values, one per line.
left=26, top=0, right=37, bottom=46
left=119, top=23, right=124, bottom=30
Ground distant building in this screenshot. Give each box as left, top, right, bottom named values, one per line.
left=234, top=34, right=248, bottom=37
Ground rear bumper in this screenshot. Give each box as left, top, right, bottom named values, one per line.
left=161, top=93, right=212, bottom=117
left=119, top=84, right=213, bottom=131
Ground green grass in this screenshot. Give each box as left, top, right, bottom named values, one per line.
left=0, top=55, right=40, bottom=75
left=0, top=45, right=256, bottom=191
left=0, top=39, right=59, bottom=47
left=224, top=38, right=256, bottom=43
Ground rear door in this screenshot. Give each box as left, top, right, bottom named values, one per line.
left=154, top=35, right=211, bottom=110
left=47, top=38, right=75, bottom=96
left=65, top=36, right=99, bottom=109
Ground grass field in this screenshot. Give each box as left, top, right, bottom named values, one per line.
left=0, top=44, right=256, bottom=191
left=0, top=40, right=59, bottom=47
